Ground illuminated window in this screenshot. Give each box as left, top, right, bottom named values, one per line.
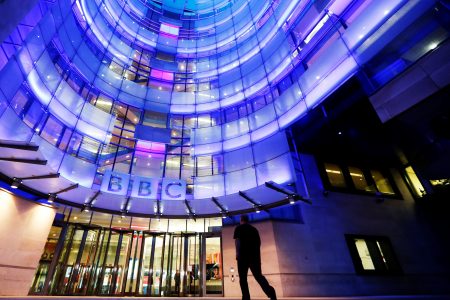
left=404, top=166, right=425, bottom=197
left=370, top=170, right=395, bottom=195
left=349, top=166, right=375, bottom=192
left=324, top=163, right=346, bottom=188
left=160, top=23, right=179, bottom=36
left=345, top=235, right=402, bottom=275
left=322, top=163, right=399, bottom=196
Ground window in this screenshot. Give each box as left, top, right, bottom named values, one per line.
left=345, top=235, right=402, bottom=275
left=370, top=170, right=395, bottom=195
left=349, top=166, right=375, bottom=192
left=324, top=163, right=346, bottom=188
left=404, top=166, right=425, bottom=198
left=321, top=162, right=399, bottom=197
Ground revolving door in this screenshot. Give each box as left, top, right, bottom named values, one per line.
left=30, top=223, right=221, bottom=296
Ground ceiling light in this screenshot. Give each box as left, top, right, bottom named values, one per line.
left=11, top=178, right=21, bottom=189
left=288, top=195, right=296, bottom=205
left=48, top=193, right=57, bottom=203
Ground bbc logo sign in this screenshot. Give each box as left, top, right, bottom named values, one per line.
left=100, top=170, right=186, bottom=200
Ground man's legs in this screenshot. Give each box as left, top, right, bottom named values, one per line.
left=237, top=259, right=250, bottom=300
left=249, top=260, right=277, bottom=300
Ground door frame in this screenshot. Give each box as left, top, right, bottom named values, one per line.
left=201, top=232, right=224, bottom=296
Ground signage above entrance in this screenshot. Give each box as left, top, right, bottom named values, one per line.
left=100, top=170, right=186, bottom=200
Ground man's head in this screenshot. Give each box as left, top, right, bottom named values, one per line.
left=240, top=214, right=249, bottom=224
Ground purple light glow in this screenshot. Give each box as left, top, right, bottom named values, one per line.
left=135, top=140, right=166, bottom=153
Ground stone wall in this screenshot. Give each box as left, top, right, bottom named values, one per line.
left=0, top=190, right=55, bottom=296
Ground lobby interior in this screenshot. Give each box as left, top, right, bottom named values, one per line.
left=1, top=0, right=450, bottom=299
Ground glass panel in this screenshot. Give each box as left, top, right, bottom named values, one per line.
left=324, top=163, right=346, bottom=188
left=167, top=235, right=184, bottom=296
left=59, top=228, right=84, bottom=294
left=69, top=210, right=91, bottom=224
left=405, top=166, right=425, bottom=197
left=186, top=234, right=200, bottom=295
left=91, top=213, right=112, bottom=227
left=49, top=225, right=75, bottom=294
left=371, top=170, right=395, bottom=195
left=30, top=226, right=62, bottom=294
left=354, top=238, right=375, bottom=270
left=205, top=218, right=222, bottom=232
left=168, top=219, right=186, bottom=233
left=113, top=232, right=132, bottom=294
left=205, top=236, right=222, bottom=294
left=349, top=166, right=375, bottom=192
left=87, top=229, right=110, bottom=295
left=99, top=232, right=120, bottom=295
left=125, top=232, right=143, bottom=294
left=138, top=235, right=153, bottom=295
left=152, top=235, right=165, bottom=296
left=72, top=229, right=101, bottom=295
left=30, top=264, right=50, bottom=294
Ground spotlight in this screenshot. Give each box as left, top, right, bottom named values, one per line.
left=288, top=195, right=296, bottom=205
left=121, top=211, right=127, bottom=218
left=48, top=193, right=57, bottom=203
left=11, top=178, right=21, bottom=189
left=222, top=212, right=228, bottom=219
left=82, top=205, right=91, bottom=212
left=255, top=206, right=261, bottom=213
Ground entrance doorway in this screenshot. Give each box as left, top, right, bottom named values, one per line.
left=203, top=233, right=223, bottom=296
left=30, top=222, right=222, bottom=297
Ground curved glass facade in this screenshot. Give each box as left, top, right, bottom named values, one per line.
left=0, top=0, right=447, bottom=217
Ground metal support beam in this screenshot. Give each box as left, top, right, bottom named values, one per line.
left=156, top=200, right=161, bottom=217
left=0, top=141, right=39, bottom=151
left=53, top=183, right=79, bottom=195
left=211, top=197, right=226, bottom=212
left=265, top=181, right=312, bottom=204
left=0, top=157, right=47, bottom=165
left=238, top=191, right=259, bottom=206
left=121, top=196, right=131, bottom=213
left=19, top=173, right=60, bottom=181
left=184, top=200, right=195, bottom=219
left=86, top=190, right=101, bottom=206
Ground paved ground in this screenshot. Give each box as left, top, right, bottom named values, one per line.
left=1, top=296, right=449, bottom=300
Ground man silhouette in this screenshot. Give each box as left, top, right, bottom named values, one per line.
left=174, top=270, right=181, bottom=295
left=234, top=214, right=277, bottom=300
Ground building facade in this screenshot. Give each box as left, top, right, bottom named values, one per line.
left=0, top=0, right=450, bottom=297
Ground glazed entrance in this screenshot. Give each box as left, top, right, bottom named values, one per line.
left=30, top=223, right=223, bottom=296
